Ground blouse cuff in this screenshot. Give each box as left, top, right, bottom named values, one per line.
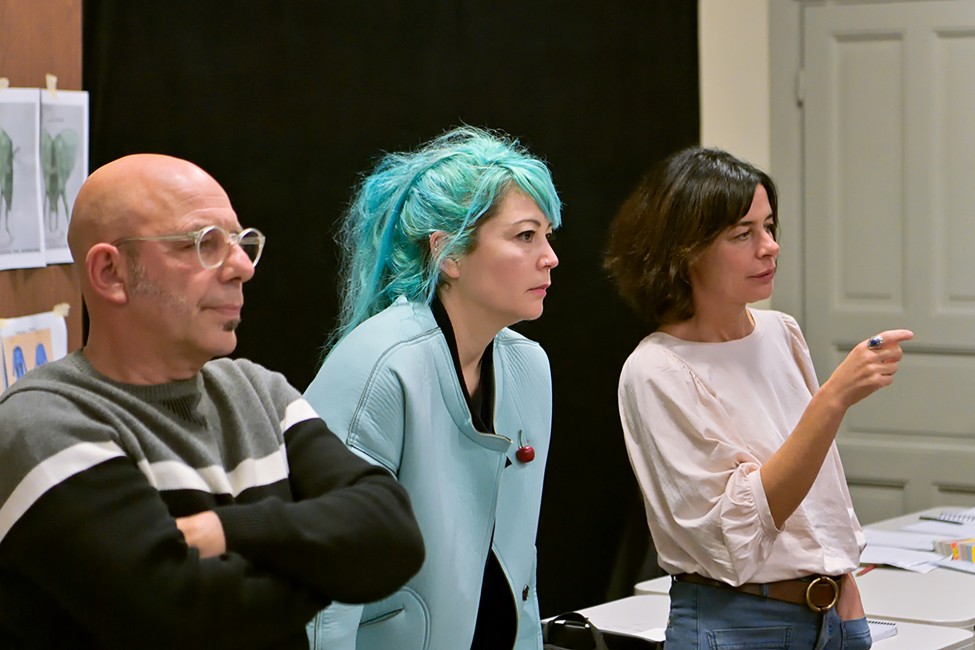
left=747, top=466, right=782, bottom=535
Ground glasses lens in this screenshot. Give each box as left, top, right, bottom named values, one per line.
left=239, top=230, right=264, bottom=265
left=197, top=227, right=228, bottom=268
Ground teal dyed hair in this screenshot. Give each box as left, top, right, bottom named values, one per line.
left=331, top=126, right=562, bottom=344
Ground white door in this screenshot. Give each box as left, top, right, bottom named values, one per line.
left=802, top=0, right=975, bottom=523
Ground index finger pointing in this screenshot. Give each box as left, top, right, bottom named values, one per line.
left=877, top=329, right=914, bottom=344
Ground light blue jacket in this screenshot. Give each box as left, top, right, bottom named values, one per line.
left=305, top=297, right=551, bottom=650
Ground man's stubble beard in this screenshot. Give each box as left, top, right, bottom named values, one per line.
left=127, top=255, right=242, bottom=334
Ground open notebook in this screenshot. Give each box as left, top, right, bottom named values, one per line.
left=868, top=619, right=897, bottom=642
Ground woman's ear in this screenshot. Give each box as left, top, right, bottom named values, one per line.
left=429, top=231, right=461, bottom=280
left=86, top=243, right=131, bottom=305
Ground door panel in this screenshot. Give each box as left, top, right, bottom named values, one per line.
left=802, top=0, right=975, bottom=524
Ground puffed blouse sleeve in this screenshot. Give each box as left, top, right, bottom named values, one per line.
left=782, top=313, right=821, bottom=395
left=618, top=343, right=781, bottom=585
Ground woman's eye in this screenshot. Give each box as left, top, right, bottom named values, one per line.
left=518, top=230, right=535, bottom=242
left=735, top=231, right=750, bottom=240
left=545, top=231, right=556, bottom=242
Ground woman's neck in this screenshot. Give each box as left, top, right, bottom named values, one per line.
left=436, top=290, right=501, bottom=394
left=661, top=305, right=755, bottom=343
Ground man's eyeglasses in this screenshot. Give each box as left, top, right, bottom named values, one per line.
left=112, top=225, right=266, bottom=270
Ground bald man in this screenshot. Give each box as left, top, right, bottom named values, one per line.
left=0, top=155, right=423, bottom=649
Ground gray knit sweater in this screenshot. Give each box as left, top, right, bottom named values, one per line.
left=0, top=351, right=423, bottom=649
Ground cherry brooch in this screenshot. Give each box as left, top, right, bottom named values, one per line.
left=515, top=430, right=535, bottom=463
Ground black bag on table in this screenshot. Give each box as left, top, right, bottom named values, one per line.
left=542, top=611, right=662, bottom=650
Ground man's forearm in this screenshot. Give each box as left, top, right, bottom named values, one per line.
left=0, top=458, right=326, bottom=648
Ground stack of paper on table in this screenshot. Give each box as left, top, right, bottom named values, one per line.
left=862, top=508, right=975, bottom=574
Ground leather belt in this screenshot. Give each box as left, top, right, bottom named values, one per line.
left=674, top=573, right=841, bottom=612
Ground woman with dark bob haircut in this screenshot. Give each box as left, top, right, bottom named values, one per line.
left=605, top=147, right=912, bottom=649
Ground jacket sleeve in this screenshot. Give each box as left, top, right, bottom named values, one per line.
left=0, top=455, right=325, bottom=650
left=214, top=410, right=424, bottom=604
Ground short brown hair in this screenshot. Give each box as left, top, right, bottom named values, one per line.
left=604, top=147, right=778, bottom=331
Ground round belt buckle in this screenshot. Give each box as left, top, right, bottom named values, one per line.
left=805, top=576, right=839, bottom=612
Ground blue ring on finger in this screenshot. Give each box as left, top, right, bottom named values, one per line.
left=867, top=335, right=884, bottom=350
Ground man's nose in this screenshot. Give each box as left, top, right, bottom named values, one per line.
left=221, top=242, right=256, bottom=282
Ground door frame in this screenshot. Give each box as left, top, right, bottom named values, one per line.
left=769, top=0, right=804, bottom=325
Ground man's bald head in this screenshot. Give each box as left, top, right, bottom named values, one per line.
left=68, top=154, right=226, bottom=265
left=70, top=154, right=249, bottom=382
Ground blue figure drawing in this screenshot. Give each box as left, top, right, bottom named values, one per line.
left=12, top=346, right=28, bottom=380
left=35, top=343, right=48, bottom=366
left=41, top=128, right=79, bottom=233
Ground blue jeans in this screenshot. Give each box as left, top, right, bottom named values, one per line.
left=666, top=578, right=873, bottom=649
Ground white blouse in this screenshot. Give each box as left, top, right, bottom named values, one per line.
left=618, top=308, right=864, bottom=586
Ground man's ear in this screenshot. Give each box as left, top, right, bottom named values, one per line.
left=86, top=243, right=130, bottom=304
left=429, top=231, right=461, bottom=280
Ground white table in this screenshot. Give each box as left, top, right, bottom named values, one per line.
left=857, top=566, right=975, bottom=629
left=875, top=623, right=974, bottom=650
left=573, top=594, right=668, bottom=643
left=634, top=575, right=670, bottom=595
left=858, top=506, right=975, bottom=629
left=866, top=505, right=974, bottom=535
left=585, top=592, right=973, bottom=649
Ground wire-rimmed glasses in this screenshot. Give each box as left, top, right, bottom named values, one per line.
left=112, top=225, right=265, bottom=269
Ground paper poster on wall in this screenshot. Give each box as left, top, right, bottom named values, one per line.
left=0, top=306, right=68, bottom=391
left=0, top=88, right=45, bottom=271
left=40, top=89, right=88, bottom=265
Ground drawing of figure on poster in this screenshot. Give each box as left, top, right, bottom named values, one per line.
left=0, top=88, right=45, bottom=271
left=41, top=90, right=88, bottom=265
left=1, top=329, right=53, bottom=388
left=41, top=127, right=79, bottom=234
left=0, top=308, right=66, bottom=391
left=1, top=128, right=12, bottom=238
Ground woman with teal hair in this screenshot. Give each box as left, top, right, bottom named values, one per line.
left=305, top=126, right=561, bottom=650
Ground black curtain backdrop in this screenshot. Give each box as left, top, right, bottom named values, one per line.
left=83, top=0, right=699, bottom=616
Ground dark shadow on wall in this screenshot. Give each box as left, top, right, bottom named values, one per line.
left=83, top=0, right=698, bottom=616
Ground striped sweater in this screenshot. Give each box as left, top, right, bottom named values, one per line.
left=0, top=352, right=423, bottom=649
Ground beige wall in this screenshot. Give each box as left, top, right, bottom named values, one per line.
left=699, top=0, right=774, bottom=308
left=699, top=0, right=771, bottom=169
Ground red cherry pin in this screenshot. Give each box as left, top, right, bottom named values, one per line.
left=515, top=430, right=535, bottom=463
